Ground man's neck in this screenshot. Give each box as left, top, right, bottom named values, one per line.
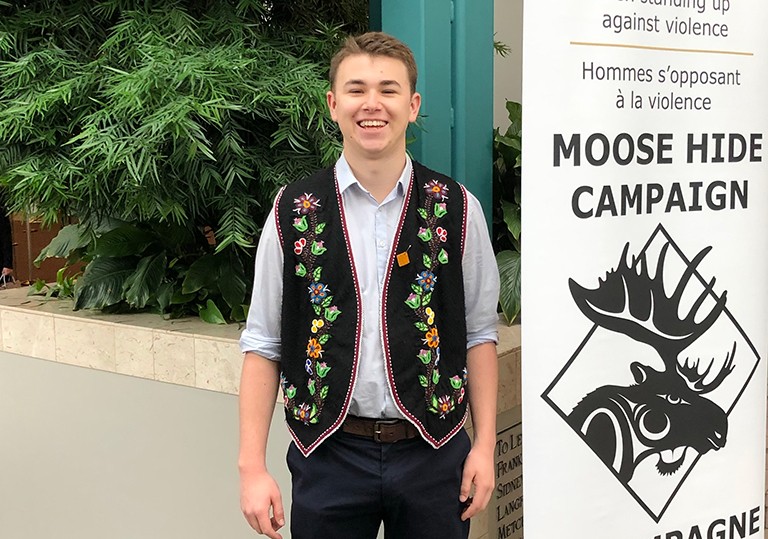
left=345, top=151, right=408, bottom=203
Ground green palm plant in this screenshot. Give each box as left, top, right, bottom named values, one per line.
left=493, top=100, right=522, bottom=324
left=0, top=0, right=367, bottom=321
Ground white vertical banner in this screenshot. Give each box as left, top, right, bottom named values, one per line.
left=521, top=1, right=768, bottom=538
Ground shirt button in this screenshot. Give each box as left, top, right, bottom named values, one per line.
left=378, top=240, right=386, bottom=249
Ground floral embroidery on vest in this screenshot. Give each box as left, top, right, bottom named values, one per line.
left=280, top=192, right=341, bottom=425
left=404, top=180, right=468, bottom=419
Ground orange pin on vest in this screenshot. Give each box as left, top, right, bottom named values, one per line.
left=396, top=245, right=411, bottom=267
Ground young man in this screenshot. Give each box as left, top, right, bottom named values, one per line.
left=239, top=32, right=499, bottom=539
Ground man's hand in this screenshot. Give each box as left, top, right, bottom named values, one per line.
left=239, top=352, right=282, bottom=536
left=459, top=443, right=494, bottom=521
left=240, top=469, right=285, bottom=539
left=460, top=342, right=498, bottom=521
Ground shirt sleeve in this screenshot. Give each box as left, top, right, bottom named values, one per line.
left=462, top=189, right=501, bottom=348
left=239, top=195, right=284, bottom=361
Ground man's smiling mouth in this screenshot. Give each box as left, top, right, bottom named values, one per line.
left=358, top=120, right=387, bottom=128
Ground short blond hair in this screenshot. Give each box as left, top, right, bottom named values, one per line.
left=329, top=31, right=418, bottom=93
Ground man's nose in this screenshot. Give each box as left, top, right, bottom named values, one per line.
left=363, top=91, right=382, bottom=110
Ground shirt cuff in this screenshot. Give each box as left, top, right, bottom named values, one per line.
left=467, top=330, right=499, bottom=349
left=239, top=331, right=281, bottom=361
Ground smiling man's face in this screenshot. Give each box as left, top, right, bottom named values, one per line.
left=327, top=53, right=421, bottom=163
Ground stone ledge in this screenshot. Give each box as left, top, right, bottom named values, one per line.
left=0, top=287, right=521, bottom=398
left=0, top=287, right=243, bottom=393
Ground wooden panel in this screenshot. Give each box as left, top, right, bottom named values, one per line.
left=11, top=218, right=66, bottom=284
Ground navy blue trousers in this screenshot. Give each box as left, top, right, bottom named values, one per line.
left=287, top=428, right=471, bottom=539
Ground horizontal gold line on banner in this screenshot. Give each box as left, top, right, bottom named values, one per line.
left=570, top=41, right=754, bottom=56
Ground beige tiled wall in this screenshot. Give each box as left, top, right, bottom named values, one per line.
left=1, top=309, right=56, bottom=360
left=0, top=288, right=242, bottom=394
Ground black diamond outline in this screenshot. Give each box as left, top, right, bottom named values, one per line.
left=541, top=223, right=762, bottom=522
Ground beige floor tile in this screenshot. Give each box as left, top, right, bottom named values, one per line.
left=194, top=338, right=242, bottom=394
left=54, top=318, right=116, bottom=371
left=115, top=326, right=155, bottom=379
left=1, top=310, right=56, bottom=360
left=153, top=331, right=195, bottom=386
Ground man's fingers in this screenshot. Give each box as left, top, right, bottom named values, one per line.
left=243, top=506, right=282, bottom=539
left=243, top=512, right=263, bottom=533
left=459, top=471, right=494, bottom=520
left=460, top=495, right=475, bottom=521
left=458, top=467, right=473, bottom=502
left=255, top=510, right=282, bottom=539
left=272, top=495, right=286, bottom=528
left=473, top=481, right=493, bottom=511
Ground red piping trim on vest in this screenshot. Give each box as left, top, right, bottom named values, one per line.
left=459, top=184, right=468, bottom=259
left=273, top=186, right=287, bottom=249
left=288, top=170, right=364, bottom=457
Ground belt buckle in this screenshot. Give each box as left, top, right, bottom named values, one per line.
left=373, top=419, right=400, bottom=443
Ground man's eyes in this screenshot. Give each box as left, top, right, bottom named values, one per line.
left=346, top=88, right=398, bottom=95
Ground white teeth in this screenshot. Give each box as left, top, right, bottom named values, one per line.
left=359, top=120, right=386, bottom=127
left=661, top=447, right=686, bottom=463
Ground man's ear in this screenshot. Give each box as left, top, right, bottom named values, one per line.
left=327, top=90, right=338, bottom=122
left=409, top=92, right=422, bottom=122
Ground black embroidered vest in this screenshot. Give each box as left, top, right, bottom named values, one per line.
left=276, top=161, right=468, bottom=456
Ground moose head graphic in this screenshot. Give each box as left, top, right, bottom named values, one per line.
left=543, top=226, right=760, bottom=521
left=566, top=241, right=735, bottom=484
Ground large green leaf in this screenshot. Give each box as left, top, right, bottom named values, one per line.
left=501, top=199, right=521, bottom=241
left=218, top=249, right=247, bottom=309
left=74, top=256, right=137, bottom=310
left=155, top=282, right=175, bottom=313
left=497, top=101, right=522, bottom=170
left=92, top=225, right=156, bottom=258
left=199, top=299, right=226, bottom=324
left=91, top=217, right=130, bottom=235
left=151, top=222, right=198, bottom=253
left=230, top=303, right=249, bottom=323
left=505, top=100, right=522, bottom=136
left=34, top=224, right=90, bottom=267
left=181, top=253, right=219, bottom=294
left=171, top=289, right=197, bottom=305
left=497, top=250, right=521, bottom=325
left=495, top=133, right=520, bottom=151
left=123, top=252, right=167, bottom=308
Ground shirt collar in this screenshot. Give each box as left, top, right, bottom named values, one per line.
left=335, top=153, right=412, bottom=199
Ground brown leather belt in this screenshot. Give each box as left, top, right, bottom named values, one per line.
left=341, top=416, right=420, bottom=443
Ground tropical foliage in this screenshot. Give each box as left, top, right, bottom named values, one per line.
left=493, top=100, right=522, bottom=324
left=0, top=0, right=367, bottom=321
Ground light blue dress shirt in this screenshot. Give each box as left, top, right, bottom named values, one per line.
left=240, top=155, right=500, bottom=419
